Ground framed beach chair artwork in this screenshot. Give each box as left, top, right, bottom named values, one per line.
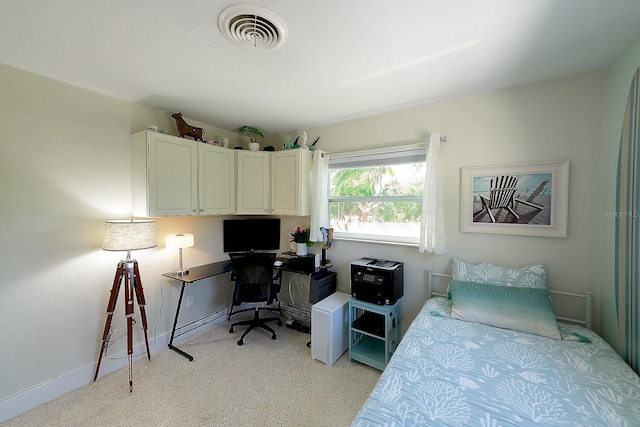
left=460, top=161, right=569, bottom=237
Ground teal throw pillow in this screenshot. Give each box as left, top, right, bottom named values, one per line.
left=449, top=279, right=561, bottom=340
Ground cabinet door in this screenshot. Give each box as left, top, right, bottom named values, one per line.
left=271, top=149, right=312, bottom=215
left=132, top=131, right=198, bottom=217
left=198, top=144, right=235, bottom=215
left=236, top=150, right=270, bottom=214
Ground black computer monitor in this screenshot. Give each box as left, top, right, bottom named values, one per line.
left=223, top=218, right=281, bottom=253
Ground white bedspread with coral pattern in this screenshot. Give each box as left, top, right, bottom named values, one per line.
left=352, top=297, right=640, bottom=427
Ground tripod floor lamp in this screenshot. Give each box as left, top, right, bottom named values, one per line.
left=94, top=219, right=156, bottom=392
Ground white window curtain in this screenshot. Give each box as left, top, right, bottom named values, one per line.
left=419, top=133, right=446, bottom=254
left=310, top=150, right=330, bottom=242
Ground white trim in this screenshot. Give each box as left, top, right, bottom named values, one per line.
left=327, top=136, right=446, bottom=159
left=0, top=364, right=94, bottom=423
left=328, top=142, right=426, bottom=160
left=329, top=146, right=426, bottom=169
left=333, top=232, right=419, bottom=246
left=0, top=315, right=228, bottom=423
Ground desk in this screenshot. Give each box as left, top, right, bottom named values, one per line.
left=163, top=260, right=233, bottom=361
left=164, top=258, right=335, bottom=361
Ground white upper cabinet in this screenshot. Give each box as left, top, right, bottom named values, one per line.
left=235, top=150, right=271, bottom=214
left=132, top=130, right=312, bottom=217
left=131, top=131, right=234, bottom=217
left=271, top=149, right=312, bottom=215
left=132, top=131, right=198, bottom=217
left=198, top=143, right=235, bottom=215
left=235, top=149, right=312, bottom=215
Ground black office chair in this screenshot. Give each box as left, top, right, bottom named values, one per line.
left=228, top=252, right=283, bottom=345
left=227, top=258, right=283, bottom=321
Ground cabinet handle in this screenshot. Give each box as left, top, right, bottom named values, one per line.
left=200, top=209, right=204, bottom=213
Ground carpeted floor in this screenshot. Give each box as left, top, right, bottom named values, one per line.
left=2, top=316, right=381, bottom=426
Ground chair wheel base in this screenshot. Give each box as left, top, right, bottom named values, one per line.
left=229, top=327, right=234, bottom=333
left=237, top=339, right=243, bottom=345
left=272, top=334, right=277, bottom=340
left=277, top=320, right=282, bottom=326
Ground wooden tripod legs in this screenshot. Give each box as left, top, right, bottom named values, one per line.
left=94, top=260, right=151, bottom=392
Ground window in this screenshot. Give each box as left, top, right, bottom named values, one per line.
left=328, top=146, right=425, bottom=245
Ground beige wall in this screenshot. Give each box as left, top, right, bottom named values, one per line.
left=600, top=32, right=640, bottom=353
left=0, top=63, right=262, bottom=419
left=0, top=60, right=607, bottom=420
left=279, top=70, right=605, bottom=338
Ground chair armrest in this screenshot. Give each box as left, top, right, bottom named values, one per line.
left=514, top=197, right=544, bottom=210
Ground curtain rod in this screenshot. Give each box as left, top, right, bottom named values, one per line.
left=322, top=135, right=446, bottom=158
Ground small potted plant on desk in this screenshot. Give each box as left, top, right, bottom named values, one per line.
left=291, top=226, right=313, bottom=256
left=236, top=125, right=264, bottom=151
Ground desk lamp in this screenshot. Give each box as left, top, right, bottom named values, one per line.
left=95, top=219, right=156, bottom=392
left=166, top=233, right=195, bottom=275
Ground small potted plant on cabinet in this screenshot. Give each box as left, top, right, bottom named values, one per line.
left=236, top=125, right=264, bottom=151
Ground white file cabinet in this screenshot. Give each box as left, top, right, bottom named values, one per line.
left=311, top=292, right=350, bottom=366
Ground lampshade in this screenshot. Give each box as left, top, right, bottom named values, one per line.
left=103, top=220, right=157, bottom=251
left=166, top=233, right=195, bottom=249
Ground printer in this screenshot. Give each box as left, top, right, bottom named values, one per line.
left=350, top=258, right=403, bottom=305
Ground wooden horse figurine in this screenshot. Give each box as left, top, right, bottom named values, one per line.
left=171, top=112, right=205, bottom=142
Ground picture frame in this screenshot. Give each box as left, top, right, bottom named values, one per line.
left=460, top=160, right=569, bottom=237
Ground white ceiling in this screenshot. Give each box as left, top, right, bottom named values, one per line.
left=2, top=1, right=640, bottom=134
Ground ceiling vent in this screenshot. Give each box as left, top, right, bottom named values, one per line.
left=218, top=5, right=287, bottom=51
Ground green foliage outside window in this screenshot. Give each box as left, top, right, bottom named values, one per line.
left=330, top=164, right=424, bottom=224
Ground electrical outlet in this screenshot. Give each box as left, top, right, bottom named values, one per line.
left=186, top=295, right=194, bottom=308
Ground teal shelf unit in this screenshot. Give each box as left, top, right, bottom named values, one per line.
left=348, top=297, right=400, bottom=371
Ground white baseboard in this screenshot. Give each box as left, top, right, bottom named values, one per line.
left=0, top=312, right=229, bottom=423
left=0, top=362, right=95, bottom=423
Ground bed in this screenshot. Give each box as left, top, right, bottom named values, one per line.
left=352, top=259, right=640, bottom=426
